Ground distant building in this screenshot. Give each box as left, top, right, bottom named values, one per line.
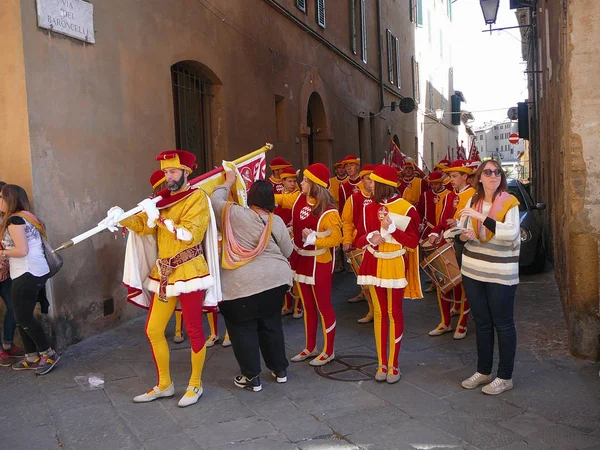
left=473, top=121, right=522, bottom=163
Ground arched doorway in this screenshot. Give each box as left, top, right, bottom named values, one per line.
left=305, top=92, right=331, bottom=167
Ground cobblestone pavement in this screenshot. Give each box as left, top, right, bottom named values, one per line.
left=1, top=269, right=599, bottom=450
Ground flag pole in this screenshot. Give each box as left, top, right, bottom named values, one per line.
left=53, top=143, right=273, bottom=253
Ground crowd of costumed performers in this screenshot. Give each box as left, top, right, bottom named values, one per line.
left=94, top=142, right=521, bottom=407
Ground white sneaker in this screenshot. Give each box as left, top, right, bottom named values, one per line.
left=461, top=372, right=492, bottom=389
left=428, top=324, right=453, bottom=336
left=482, top=377, right=513, bottom=395
left=205, top=335, right=219, bottom=347
left=178, top=386, right=203, bottom=407
left=133, top=383, right=174, bottom=403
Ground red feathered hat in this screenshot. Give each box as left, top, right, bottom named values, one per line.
left=341, top=155, right=361, bottom=166
left=269, top=157, right=292, bottom=170
left=279, top=167, right=298, bottom=179
left=304, top=163, right=331, bottom=188
left=370, top=165, right=399, bottom=188
left=442, top=159, right=472, bottom=175
left=150, top=170, right=166, bottom=189
left=428, top=171, right=444, bottom=182
left=156, top=150, right=197, bottom=173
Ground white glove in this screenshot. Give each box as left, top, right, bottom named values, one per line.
left=98, top=206, right=124, bottom=232
left=138, top=198, right=160, bottom=229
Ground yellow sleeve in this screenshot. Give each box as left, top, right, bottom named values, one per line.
left=158, top=190, right=209, bottom=244
left=341, top=197, right=356, bottom=246
left=274, top=191, right=301, bottom=210
left=315, top=210, right=343, bottom=249
left=119, top=212, right=157, bottom=236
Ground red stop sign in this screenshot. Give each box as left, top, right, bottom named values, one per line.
left=508, top=133, right=519, bottom=144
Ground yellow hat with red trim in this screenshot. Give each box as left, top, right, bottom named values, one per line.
left=156, top=150, right=197, bottom=173
left=359, top=164, right=377, bottom=179
left=442, top=159, right=472, bottom=175
left=341, top=154, right=361, bottom=166
left=279, top=167, right=298, bottom=179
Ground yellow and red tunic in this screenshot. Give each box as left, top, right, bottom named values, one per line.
left=452, top=185, right=476, bottom=220
left=268, top=175, right=285, bottom=194
left=341, top=187, right=373, bottom=247
left=399, top=176, right=429, bottom=206
left=329, top=175, right=347, bottom=206
left=275, top=191, right=342, bottom=285
left=120, top=187, right=212, bottom=297
left=274, top=187, right=299, bottom=227
left=355, top=195, right=420, bottom=292
left=338, top=177, right=363, bottom=213
left=416, top=188, right=455, bottom=238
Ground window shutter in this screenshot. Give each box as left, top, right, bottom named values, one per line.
left=296, top=0, right=306, bottom=13
left=387, top=30, right=394, bottom=84
left=395, top=37, right=401, bottom=88
left=360, top=0, right=367, bottom=63
left=409, top=0, right=414, bottom=22
left=350, top=0, right=357, bottom=54
left=412, top=56, right=420, bottom=103
left=417, top=0, right=423, bottom=26
left=317, top=0, right=326, bottom=28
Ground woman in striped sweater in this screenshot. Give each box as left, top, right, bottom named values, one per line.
left=457, top=160, right=521, bottom=396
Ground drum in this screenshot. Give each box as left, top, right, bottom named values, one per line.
left=419, top=241, right=462, bottom=295
left=346, top=248, right=364, bottom=277
left=419, top=239, right=437, bottom=262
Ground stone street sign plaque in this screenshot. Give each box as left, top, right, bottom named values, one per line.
left=36, top=0, right=95, bottom=43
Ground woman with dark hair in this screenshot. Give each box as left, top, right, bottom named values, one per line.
left=0, top=181, right=23, bottom=366
left=275, top=163, right=342, bottom=366
left=355, top=165, right=421, bottom=383
left=210, top=170, right=293, bottom=392
left=0, top=184, right=59, bottom=375
left=458, top=159, right=521, bottom=395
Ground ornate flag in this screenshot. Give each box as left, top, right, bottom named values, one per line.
left=456, top=140, right=467, bottom=160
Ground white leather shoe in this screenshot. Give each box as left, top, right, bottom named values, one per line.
left=178, top=386, right=203, bottom=407
left=357, top=313, right=374, bottom=324
left=133, top=383, right=174, bottom=403
left=453, top=326, right=467, bottom=340
left=309, top=352, right=335, bottom=366
left=290, top=348, right=318, bottom=362
left=428, top=324, right=453, bottom=336
left=205, top=335, right=219, bottom=347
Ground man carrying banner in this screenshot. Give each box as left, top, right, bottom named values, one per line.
left=101, top=150, right=217, bottom=408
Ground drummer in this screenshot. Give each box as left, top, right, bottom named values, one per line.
left=341, top=164, right=377, bottom=322
left=416, top=171, right=459, bottom=336
left=441, top=160, right=475, bottom=340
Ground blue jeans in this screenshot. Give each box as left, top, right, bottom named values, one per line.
left=462, top=276, right=518, bottom=380
left=0, top=279, right=16, bottom=345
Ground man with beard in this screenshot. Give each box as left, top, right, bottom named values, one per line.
left=102, top=150, right=217, bottom=408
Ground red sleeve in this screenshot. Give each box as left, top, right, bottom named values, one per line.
left=353, top=202, right=375, bottom=248
left=338, top=184, right=346, bottom=214
left=388, top=207, right=420, bottom=249
left=416, top=192, right=426, bottom=218
left=421, top=179, right=429, bottom=194
left=431, top=192, right=456, bottom=235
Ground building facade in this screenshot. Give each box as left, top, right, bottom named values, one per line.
left=474, top=121, right=523, bottom=163
left=518, top=0, right=600, bottom=359
left=2, top=0, right=454, bottom=347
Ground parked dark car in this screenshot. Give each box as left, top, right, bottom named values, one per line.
left=507, top=179, right=546, bottom=272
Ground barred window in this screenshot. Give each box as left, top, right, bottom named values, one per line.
left=316, top=0, right=326, bottom=28
left=296, top=0, right=306, bottom=13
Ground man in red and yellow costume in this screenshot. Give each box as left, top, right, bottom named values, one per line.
left=434, top=158, right=453, bottom=191
left=329, top=160, right=348, bottom=207
left=276, top=167, right=303, bottom=319
left=398, top=158, right=428, bottom=206
left=106, top=150, right=217, bottom=408
left=338, top=155, right=362, bottom=213
left=341, top=164, right=377, bottom=322
left=268, top=157, right=292, bottom=194
left=427, top=159, right=475, bottom=340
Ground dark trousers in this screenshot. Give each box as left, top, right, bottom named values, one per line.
left=462, top=275, right=517, bottom=380
left=0, top=279, right=16, bottom=345
left=11, top=273, right=50, bottom=354
left=219, top=285, right=289, bottom=379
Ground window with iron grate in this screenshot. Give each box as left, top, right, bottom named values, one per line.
left=296, top=0, right=306, bottom=13
left=316, top=0, right=326, bottom=28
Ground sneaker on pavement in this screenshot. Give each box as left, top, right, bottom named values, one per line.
left=0, top=350, right=13, bottom=367
left=271, top=369, right=287, bottom=383
left=461, top=372, right=492, bottom=389
left=428, top=324, right=453, bottom=336
left=11, top=356, right=40, bottom=371
left=234, top=375, right=262, bottom=392
left=133, top=383, right=175, bottom=403
left=7, top=345, right=24, bottom=357
left=482, top=377, right=513, bottom=395
left=35, top=351, right=61, bottom=376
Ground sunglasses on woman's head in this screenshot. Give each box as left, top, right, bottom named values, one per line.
left=482, top=169, right=502, bottom=177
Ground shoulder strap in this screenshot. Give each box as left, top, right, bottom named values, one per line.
left=13, top=212, right=47, bottom=238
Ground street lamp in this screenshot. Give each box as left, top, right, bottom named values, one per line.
left=435, top=109, right=444, bottom=122
left=480, top=0, right=500, bottom=25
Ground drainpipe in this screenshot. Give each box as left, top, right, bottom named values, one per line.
left=376, top=0, right=385, bottom=111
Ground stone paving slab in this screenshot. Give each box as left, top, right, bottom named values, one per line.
left=1, top=270, right=600, bottom=450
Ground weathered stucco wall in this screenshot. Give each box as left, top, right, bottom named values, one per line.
left=536, top=0, right=600, bottom=359
left=13, top=0, right=421, bottom=347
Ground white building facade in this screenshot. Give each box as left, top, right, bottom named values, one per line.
left=474, top=121, right=523, bottom=163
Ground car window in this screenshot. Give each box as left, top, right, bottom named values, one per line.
left=508, top=186, right=527, bottom=211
